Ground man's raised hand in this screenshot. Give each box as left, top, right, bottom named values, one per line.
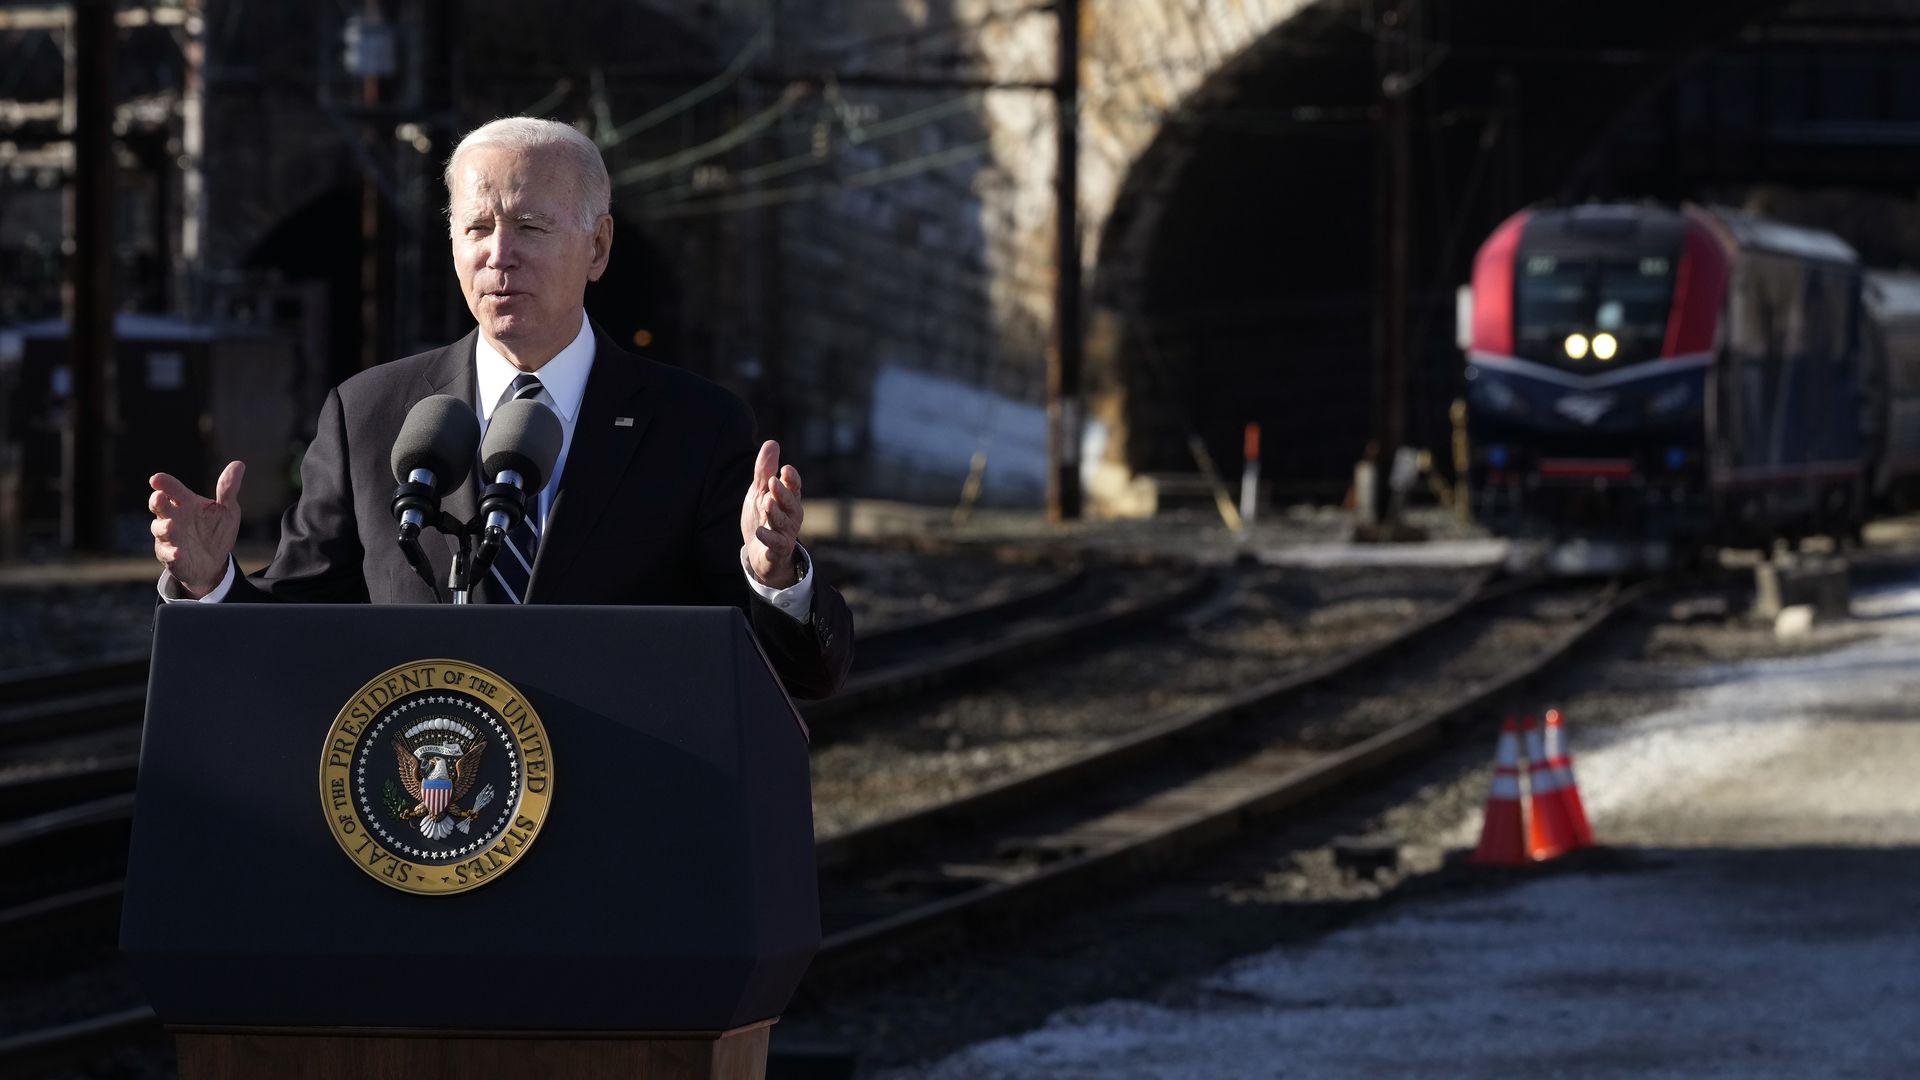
left=149, top=460, right=245, bottom=599
left=741, top=440, right=803, bottom=590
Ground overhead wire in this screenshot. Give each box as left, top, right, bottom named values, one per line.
left=796, top=0, right=1052, bottom=61
left=705, top=83, right=984, bottom=193
left=622, top=90, right=1367, bottom=227
left=572, top=0, right=1056, bottom=220
left=597, top=18, right=771, bottom=149
left=519, top=77, right=575, bottom=119
left=610, top=82, right=810, bottom=188
left=838, top=90, right=982, bottom=144
left=585, top=0, right=1063, bottom=198
left=631, top=86, right=985, bottom=203
left=639, top=139, right=993, bottom=222
left=597, top=0, right=1403, bottom=222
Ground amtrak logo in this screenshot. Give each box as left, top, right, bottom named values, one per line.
left=1554, top=392, right=1617, bottom=426
left=320, top=659, right=553, bottom=895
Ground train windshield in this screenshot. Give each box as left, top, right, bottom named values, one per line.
left=1514, top=254, right=1676, bottom=369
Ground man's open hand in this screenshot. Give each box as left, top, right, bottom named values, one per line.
left=149, top=460, right=244, bottom=598
left=741, top=440, right=802, bottom=589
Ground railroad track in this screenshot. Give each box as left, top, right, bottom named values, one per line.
left=0, top=553, right=1203, bottom=817
left=0, top=567, right=1641, bottom=1076
left=0, top=657, right=148, bottom=749
left=808, top=558, right=1214, bottom=727
left=803, top=574, right=1646, bottom=979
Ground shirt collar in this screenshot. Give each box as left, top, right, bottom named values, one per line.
left=473, top=311, right=595, bottom=424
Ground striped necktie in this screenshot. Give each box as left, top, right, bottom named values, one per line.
left=488, top=373, right=544, bottom=604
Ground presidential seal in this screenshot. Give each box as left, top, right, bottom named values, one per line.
left=319, top=659, right=553, bottom=895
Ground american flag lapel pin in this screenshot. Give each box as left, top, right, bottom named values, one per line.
left=614, top=417, right=635, bottom=427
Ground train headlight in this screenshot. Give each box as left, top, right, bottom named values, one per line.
left=1592, top=333, right=1619, bottom=361
left=1564, top=333, right=1590, bottom=360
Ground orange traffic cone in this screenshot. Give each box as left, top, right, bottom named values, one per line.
left=1472, top=717, right=1530, bottom=865
left=1523, top=716, right=1581, bottom=860
left=1543, top=708, right=1594, bottom=848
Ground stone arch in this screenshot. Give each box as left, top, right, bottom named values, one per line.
left=1078, top=1, right=1322, bottom=274
left=1085, top=3, right=1358, bottom=505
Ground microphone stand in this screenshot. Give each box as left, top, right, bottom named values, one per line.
left=447, top=528, right=476, bottom=605
left=393, top=474, right=487, bottom=604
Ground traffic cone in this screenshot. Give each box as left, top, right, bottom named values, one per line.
left=1543, top=708, right=1594, bottom=848
left=1523, top=716, right=1581, bottom=861
left=1471, top=717, right=1530, bottom=866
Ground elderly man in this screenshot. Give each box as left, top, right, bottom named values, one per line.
left=147, top=117, right=851, bottom=698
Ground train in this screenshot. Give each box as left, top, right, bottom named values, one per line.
left=1460, top=201, right=1920, bottom=567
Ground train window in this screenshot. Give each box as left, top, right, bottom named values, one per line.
left=1514, top=253, right=1675, bottom=369
left=1516, top=257, right=1587, bottom=324
left=1729, top=257, right=1857, bottom=368
left=1598, top=259, right=1673, bottom=343
left=1809, top=269, right=1853, bottom=362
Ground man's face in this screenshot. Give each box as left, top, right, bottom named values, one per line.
left=449, top=143, right=612, bottom=367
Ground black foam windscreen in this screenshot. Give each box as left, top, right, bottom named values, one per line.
left=390, top=395, right=481, bottom=496
left=481, top=398, right=564, bottom=495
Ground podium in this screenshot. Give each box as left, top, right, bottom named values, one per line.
left=121, top=604, right=819, bottom=1080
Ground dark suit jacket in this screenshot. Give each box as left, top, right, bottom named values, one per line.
left=226, top=322, right=852, bottom=699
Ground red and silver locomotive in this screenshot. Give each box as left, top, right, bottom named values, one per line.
left=1463, top=203, right=1868, bottom=558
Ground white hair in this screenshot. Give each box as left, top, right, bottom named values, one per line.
left=443, top=117, right=611, bottom=233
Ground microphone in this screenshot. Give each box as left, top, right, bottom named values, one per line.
left=390, top=395, right=481, bottom=534
left=470, top=398, right=563, bottom=582
left=389, top=395, right=480, bottom=598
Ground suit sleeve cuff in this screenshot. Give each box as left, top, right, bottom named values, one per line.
left=742, top=542, right=814, bottom=623
left=158, top=557, right=237, bottom=603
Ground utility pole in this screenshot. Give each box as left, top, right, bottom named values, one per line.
left=178, top=0, right=205, bottom=316
left=351, top=0, right=394, bottom=371
left=67, top=0, right=117, bottom=551
left=1372, top=0, right=1414, bottom=525
left=1046, top=0, right=1083, bottom=523
left=758, top=2, right=788, bottom=443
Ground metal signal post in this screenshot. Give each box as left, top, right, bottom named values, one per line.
left=68, top=0, right=117, bottom=551
left=1047, top=0, right=1084, bottom=523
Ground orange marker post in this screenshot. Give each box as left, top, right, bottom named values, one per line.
left=1239, top=422, right=1262, bottom=527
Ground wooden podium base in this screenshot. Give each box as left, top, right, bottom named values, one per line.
left=172, top=1019, right=774, bottom=1080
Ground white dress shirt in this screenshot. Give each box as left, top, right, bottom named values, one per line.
left=474, top=311, right=597, bottom=530
left=163, top=310, right=814, bottom=620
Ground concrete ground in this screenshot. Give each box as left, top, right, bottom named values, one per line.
left=876, top=579, right=1920, bottom=1079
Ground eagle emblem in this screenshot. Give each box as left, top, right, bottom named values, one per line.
left=387, top=717, right=496, bottom=840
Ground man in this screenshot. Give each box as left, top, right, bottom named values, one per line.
left=147, top=117, right=851, bottom=698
